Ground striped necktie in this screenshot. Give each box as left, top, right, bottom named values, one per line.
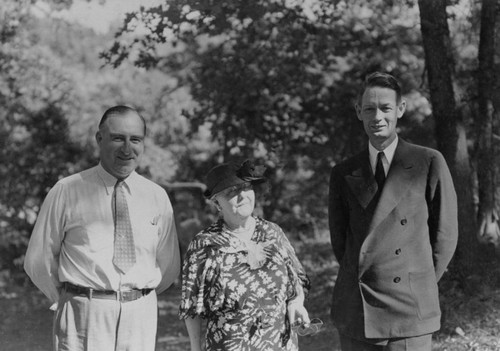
left=112, top=180, right=136, bottom=273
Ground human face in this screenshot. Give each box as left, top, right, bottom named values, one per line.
left=356, top=86, right=406, bottom=149
left=215, top=183, right=255, bottom=223
left=96, top=111, right=145, bottom=179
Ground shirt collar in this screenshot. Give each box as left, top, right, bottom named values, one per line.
left=96, top=163, right=138, bottom=195
left=368, top=135, right=398, bottom=172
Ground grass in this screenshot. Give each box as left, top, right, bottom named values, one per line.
left=1, top=235, right=499, bottom=350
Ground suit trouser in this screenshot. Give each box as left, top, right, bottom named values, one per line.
left=339, top=333, right=432, bottom=351
left=53, top=288, right=157, bottom=351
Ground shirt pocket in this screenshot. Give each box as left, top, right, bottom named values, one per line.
left=134, top=220, right=160, bottom=255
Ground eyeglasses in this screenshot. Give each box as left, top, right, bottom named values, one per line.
left=291, top=318, right=323, bottom=336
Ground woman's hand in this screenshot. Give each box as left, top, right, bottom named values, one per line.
left=287, top=300, right=311, bottom=327
left=288, top=283, right=310, bottom=327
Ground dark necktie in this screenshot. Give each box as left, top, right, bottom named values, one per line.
left=375, top=151, right=386, bottom=189
left=113, top=180, right=136, bottom=273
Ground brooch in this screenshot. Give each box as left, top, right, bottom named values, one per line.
left=245, top=240, right=274, bottom=270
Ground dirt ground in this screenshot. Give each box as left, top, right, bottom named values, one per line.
left=0, top=239, right=339, bottom=351
left=2, top=239, right=498, bottom=350
left=0, top=283, right=339, bottom=351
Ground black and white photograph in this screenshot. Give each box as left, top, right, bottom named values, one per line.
left=1, top=0, right=499, bottom=350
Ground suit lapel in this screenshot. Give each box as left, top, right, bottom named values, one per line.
left=367, top=140, right=416, bottom=234
left=345, top=150, right=379, bottom=209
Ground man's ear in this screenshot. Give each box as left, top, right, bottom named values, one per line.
left=95, top=131, right=102, bottom=144
left=397, top=100, right=407, bottom=119
left=355, top=103, right=362, bottom=121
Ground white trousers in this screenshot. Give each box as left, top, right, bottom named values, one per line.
left=53, top=289, right=157, bottom=351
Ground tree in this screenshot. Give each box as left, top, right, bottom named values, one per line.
left=0, top=1, right=87, bottom=279
left=1, top=0, right=201, bottom=281
left=417, top=0, right=478, bottom=281
left=475, top=0, right=500, bottom=253
left=0, top=0, right=97, bottom=281
left=418, top=0, right=500, bottom=284
left=103, top=0, right=428, bottom=231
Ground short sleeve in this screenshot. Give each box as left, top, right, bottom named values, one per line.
left=178, top=236, right=220, bottom=320
left=273, top=224, right=311, bottom=300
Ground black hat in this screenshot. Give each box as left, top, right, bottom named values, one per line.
left=204, top=160, right=267, bottom=198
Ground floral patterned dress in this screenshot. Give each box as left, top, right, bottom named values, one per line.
left=179, top=217, right=310, bottom=351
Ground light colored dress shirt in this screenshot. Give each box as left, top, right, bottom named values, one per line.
left=368, top=136, right=399, bottom=176
left=24, top=164, right=180, bottom=306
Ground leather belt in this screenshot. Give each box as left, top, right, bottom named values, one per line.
left=63, top=282, right=152, bottom=303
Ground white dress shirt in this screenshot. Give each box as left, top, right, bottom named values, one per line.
left=24, top=164, right=180, bottom=305
left=368, top=136, right=399, bottom=176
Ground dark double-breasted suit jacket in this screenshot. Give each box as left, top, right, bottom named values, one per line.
left=328, top=139, right=458, bottom=341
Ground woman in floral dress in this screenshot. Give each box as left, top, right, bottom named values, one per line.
left=179, top=160, right=311, bottom=351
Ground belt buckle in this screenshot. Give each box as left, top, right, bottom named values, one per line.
left=118, top=290, right=137, bottom=302
left=117, top=290, right=123, bottom=302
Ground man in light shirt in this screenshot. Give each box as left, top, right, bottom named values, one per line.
left=24, top=105, right=181, bottom=351
left=328, top=72, right=458, bottom=351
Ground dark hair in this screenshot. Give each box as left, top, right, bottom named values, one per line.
left=360, top=72, right=402, bottom=103
left=98, top=105, right=147, bottom=135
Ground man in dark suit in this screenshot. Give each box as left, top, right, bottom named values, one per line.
left=328, top=72, right=458, bottom=350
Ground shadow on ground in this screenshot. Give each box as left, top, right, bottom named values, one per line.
left=0, top=239, right=340, bottom=351
left=9, top=239, right=495, bottom=351
left=0, top=284, right=339, bottom=351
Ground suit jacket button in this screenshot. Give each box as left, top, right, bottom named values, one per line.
left=393, top=277, right=401, bottom=283
left=395, top=248, right=401, bottom=255
left=400, top=219, right=407, bottom=225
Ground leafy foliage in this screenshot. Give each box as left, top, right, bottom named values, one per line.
left=2, top=0, right=496, bottom=286
left=103, top=0, right=431, bottom=230
left=0, top=0, right=197, bottom=281
left=104, top=1, right=427, bottom=154
left=0, top=1, right=93, bottom=281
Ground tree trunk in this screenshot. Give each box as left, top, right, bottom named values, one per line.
left=418, top=0, right=478, bottom=281
left=475, top=0, right=500, bottom=253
